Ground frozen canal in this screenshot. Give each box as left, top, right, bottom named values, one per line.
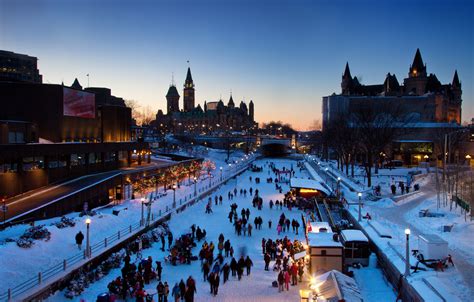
left=49, top=157, right=395, bottom=301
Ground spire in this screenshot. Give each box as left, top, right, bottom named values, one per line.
left=228, top=93, right=235, bottom=108
left=343, top=62, right=351, bottom=78
left=409, top=48, right=426, bottom=77
left=185, top=67, right=193, bottom=84
left=412, top=48, right=424, bottom=70
left=71, top=78, right=82, bottom=90
left=452, top=70, right=461, bottom=88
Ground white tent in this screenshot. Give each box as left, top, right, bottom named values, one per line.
left=310, top=270, right=363, bottom=302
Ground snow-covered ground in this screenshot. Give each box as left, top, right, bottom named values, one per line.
left=43, top=157, right=395, bottom=301
left=0, top=148, right=254, bottom=298
left=321, top=159, right=427, bottom=197
left=309, top=156, right=473, bottom=301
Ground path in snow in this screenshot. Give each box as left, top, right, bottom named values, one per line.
left=49, top=158, right=309, bottom=301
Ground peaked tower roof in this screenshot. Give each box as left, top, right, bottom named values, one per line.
left=71, top=78, right=82, bottom=90
left=185, top=67, right=193, bottom=84
left=452, top=70, right=461, bottom=87
left=411, top=48, right=425, bottom=71
left=166, top=85, right=180, bottom=97
left=343, top=62, right=352, bottom=78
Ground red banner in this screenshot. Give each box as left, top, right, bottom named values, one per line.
left=63, top=87, right=95, bottom=118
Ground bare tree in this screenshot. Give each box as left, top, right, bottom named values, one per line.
left=125, top=99, right=142, bottom=125
left=351, top=101, right=404, bottom=187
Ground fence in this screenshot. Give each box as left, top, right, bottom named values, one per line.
left=0, top=155, right=256, bottom=301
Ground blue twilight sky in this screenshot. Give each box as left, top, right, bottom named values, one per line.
left=1, top=0, right=473, bottom=130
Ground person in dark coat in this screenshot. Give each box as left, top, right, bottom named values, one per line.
left=237, top=256, right=246, bottom=280
left=230, top=257, right=237, bottom=276
left=157, top=281, right=165, bottom=302
left=168, top=232, right=173, bottom=250
left=202, top=260, right=210, bottom=281
left=245, top=256, right=253, bottom=275
left=185, top=276, right=196, bottom=302
left=212, top=272, right=220, bottom=296
left=222, top=263, right=230, bottom=283
left=75, top=231, right=84, bottom=250
left=156, top=261, right=163, bottom=281
left=264, top=253, right=271, bottom=271
left=179, top=279, right=186, bottom=301
left=161, top=234, right=166, bottom=251
left=224, top=240, right=231, bottom=257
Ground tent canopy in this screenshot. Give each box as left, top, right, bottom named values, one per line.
left=290, top=178, right=331, bottom=196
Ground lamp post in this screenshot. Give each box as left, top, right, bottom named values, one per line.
left=193, top=177, right=197, bottom=196
left=357, top=192, right=362, bottom=222
left=220, top=167, right=223, bottom=181
left=405, top=228, right=411, bottom=277
left=337, top=177, right=341, bottom=199
left=85, top=218, right=91, bottom=258
left=140, top=197, right=145, bottom=226
left=172, top=184, right=177, bottom=208
left=325, top=167, right=329, bottom=183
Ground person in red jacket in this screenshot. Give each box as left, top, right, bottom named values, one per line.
left=284, top=270, right=290, bottom=291
left=290, top=263, right=298, bottom=285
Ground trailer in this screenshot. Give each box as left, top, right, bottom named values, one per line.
left=418, top=234, right=448, bottom=261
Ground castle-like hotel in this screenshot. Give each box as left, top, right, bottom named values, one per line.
left=154, top=67, right=256, bottom=133
left=323, top=48, right=462, bottom=126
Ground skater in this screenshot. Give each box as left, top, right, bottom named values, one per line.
left=75, top=231, right=84, bottom=250
left=284, top=270, right=290, bottom=291
left=268, top=219, right=272, bottom=229
left=157, top=281, right=165, bottom=302
left=237, top=256, right=245, bottom=280
left=156, top=261, right=163, bottom=281
left=278, top=270, right=284, bottom=292
left=168, top=232, right=173, bottom=250
left=222, top=263, right=230, bottom=283
left=245, top=256, right=253, bottom=275
left=172, top=283, right=180, bottom=302
left=230, top=257, right=237, bottom=276
left=185, top=276, right=196, bottom=302
left=264, top=253, right=271, bottom=271
left=164, top=282, right=170, bottom=302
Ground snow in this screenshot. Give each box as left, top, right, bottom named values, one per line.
left=307, top=222, right=332, bottom=233
left=0, top=151, right=399, bottom=302
left=0, top=147, right=255, bottom=299
left=340, top=230, right=369, bottom=243
left=48, top=158, right=309, bottom=301
left=307, top=232, right=342, bottom=248
left=308, top=155, right=472, bottom=300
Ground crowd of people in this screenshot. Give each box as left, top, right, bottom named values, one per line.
left=101, top=160, right=310, bottom=301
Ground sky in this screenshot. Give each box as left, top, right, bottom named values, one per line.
left=0, top=0, right=473, bottom=130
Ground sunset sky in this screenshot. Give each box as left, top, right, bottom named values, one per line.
left=1, top=0, right=472, bottom=130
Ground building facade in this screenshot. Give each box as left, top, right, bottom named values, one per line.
left=155, top=67, right=256, bottom=133
left=322, top=49, right=464, bottom=165
left=0, top=50, right=43, bottom=83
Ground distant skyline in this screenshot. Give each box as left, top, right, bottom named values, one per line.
left=1, top=0, right=472, bottom=130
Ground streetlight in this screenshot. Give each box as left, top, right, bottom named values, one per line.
left=172, top=184, right=177, bottom=208
left=337, top=177, right=341, bottom=198
left=140, top=197, right=145, bottom=226
left=324, top=167, right=329, bottom=183
left=357, top=192, right=362, bottom=222
left=193, top=177, right=197, bottom=196
left=405, top=228, right=411, bottom=277
left=220, top=167, right=223, bottom=181
left=85, top=218, right=91, bottom=258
